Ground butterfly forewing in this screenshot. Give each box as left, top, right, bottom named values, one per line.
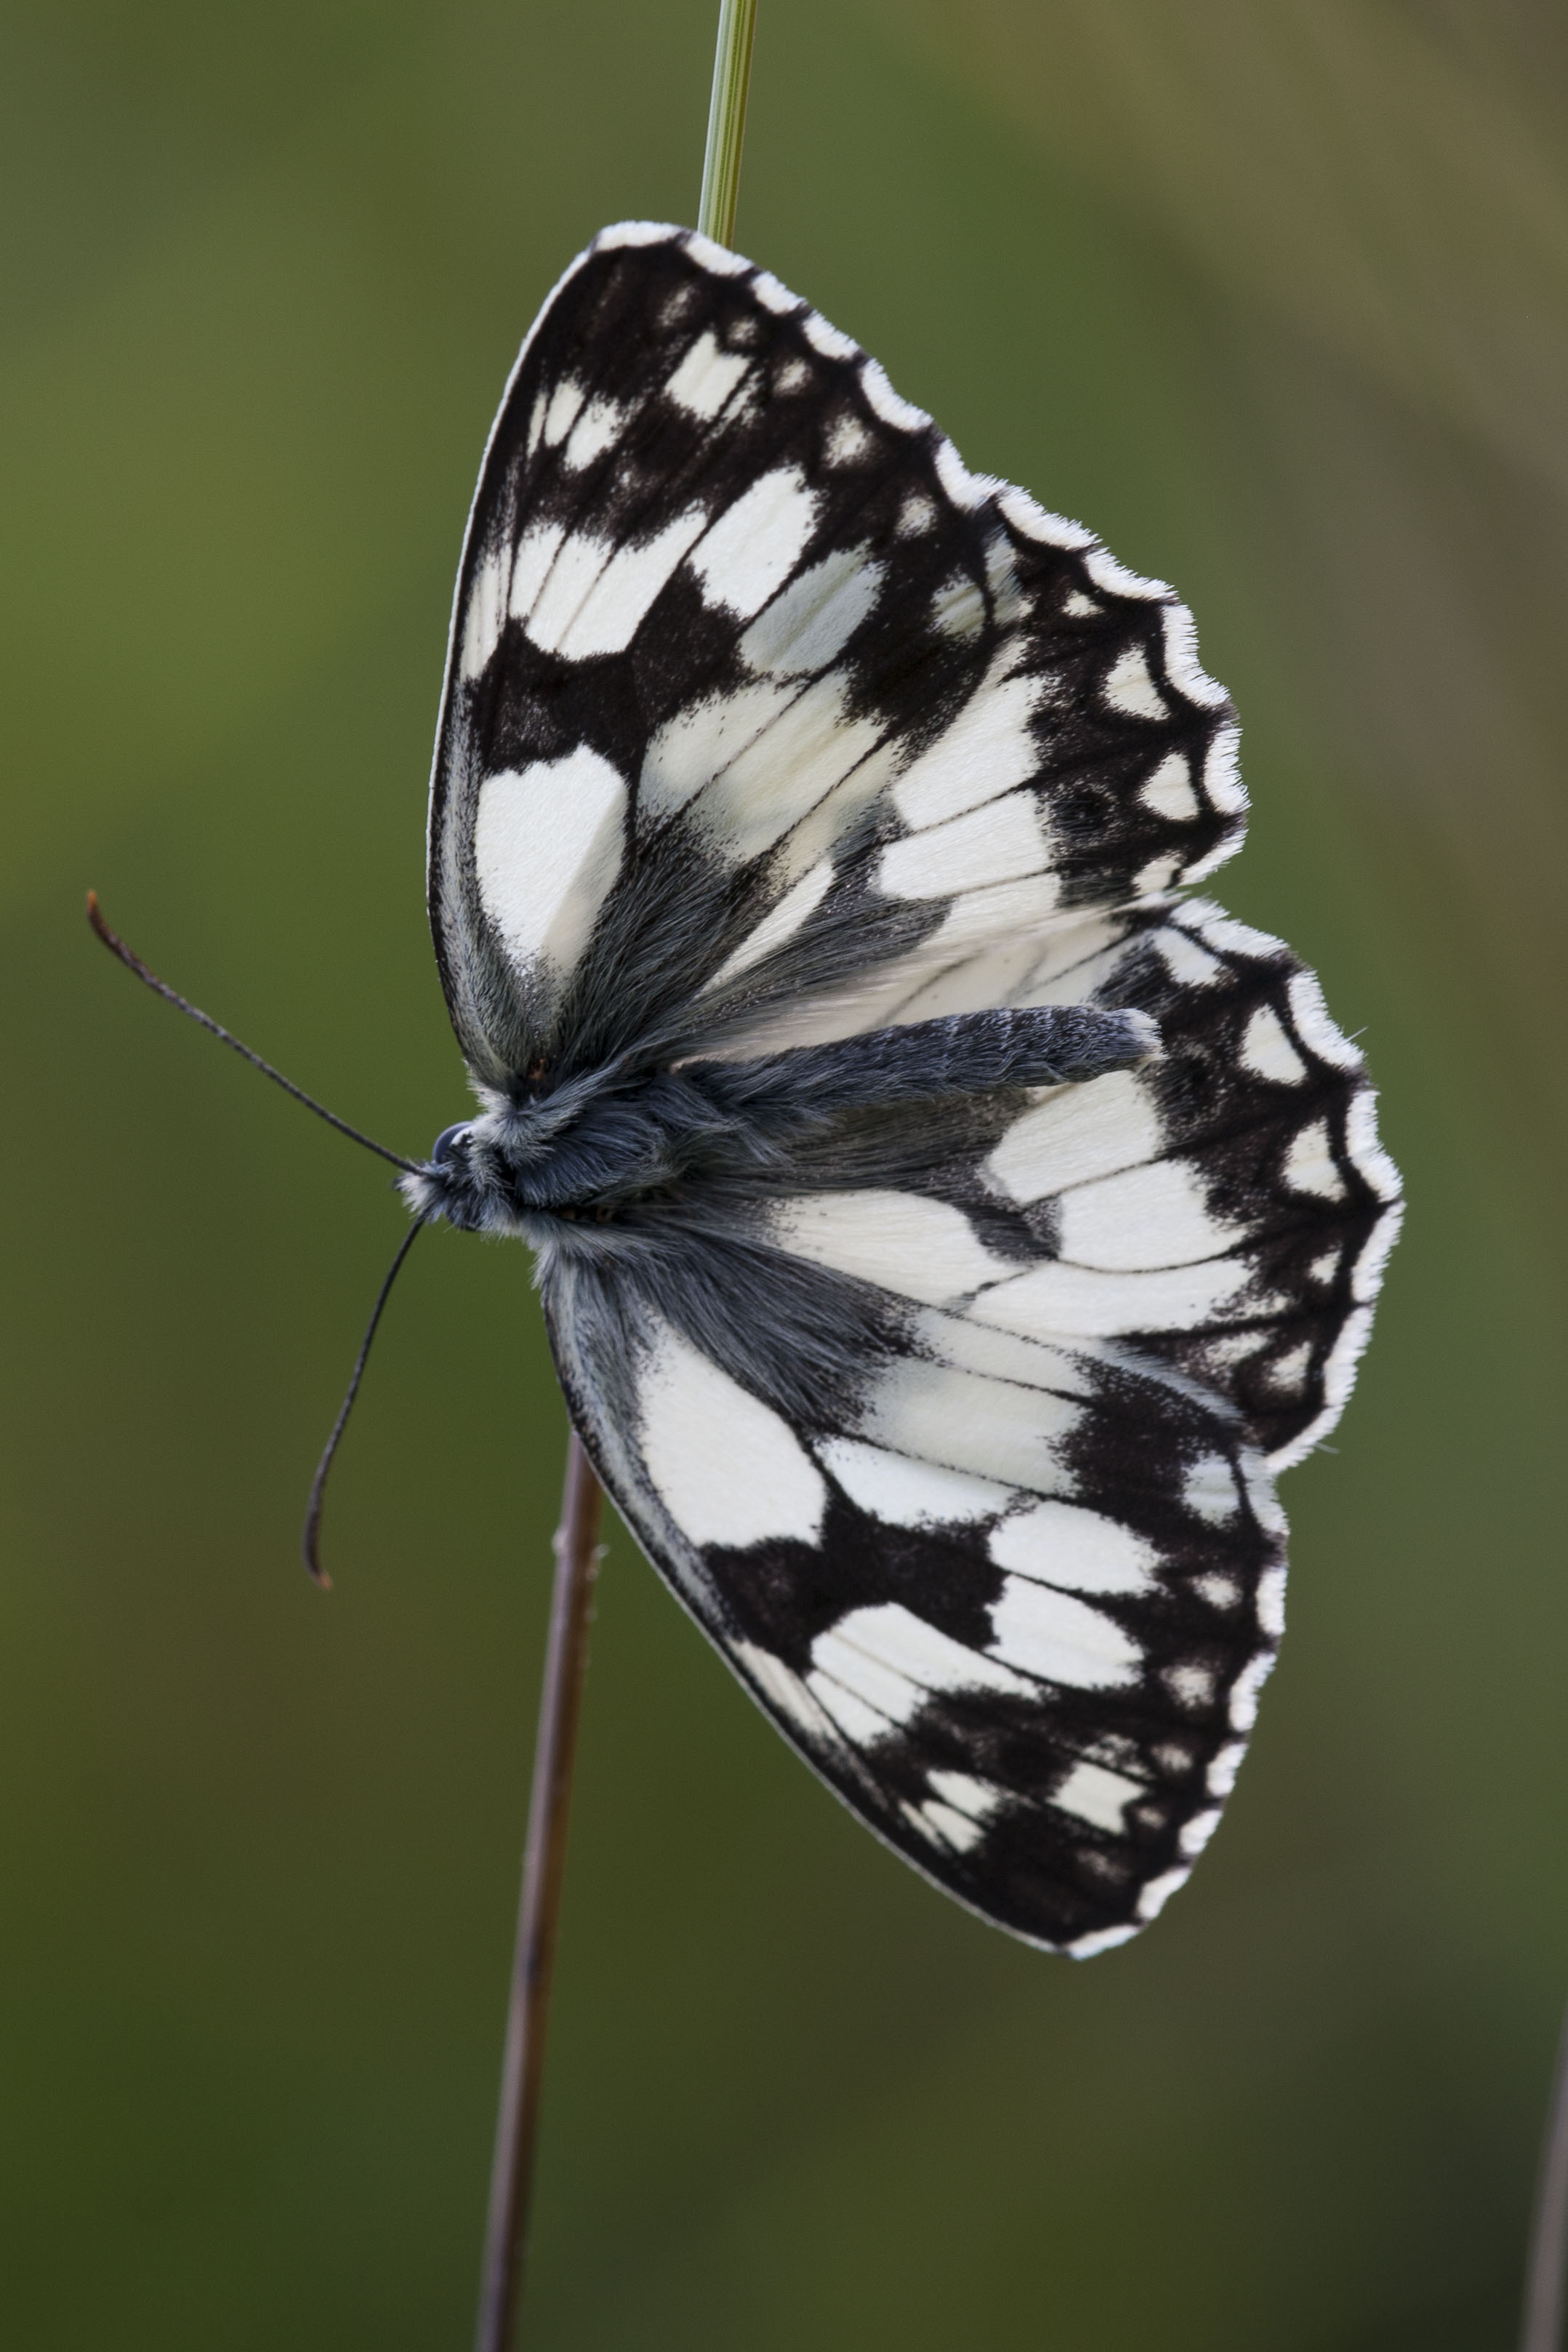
left=431, top=223, right=1245, bottom=1085
left=427, top=223, right=1401, bottom=1949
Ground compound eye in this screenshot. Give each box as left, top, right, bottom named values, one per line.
left=430, top=1123, right=470, bottom=1166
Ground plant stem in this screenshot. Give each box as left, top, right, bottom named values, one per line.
left=698, top=0, right=758, bottom=247
left=472, top=9, right=759, bottom=2340
left=1522, top=1996, right=1568, bottom=2352
left=473, top=1434, right=604, bottom=2352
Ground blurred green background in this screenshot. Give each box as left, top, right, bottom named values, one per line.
left=3, top=2, right=1565, bottom=2345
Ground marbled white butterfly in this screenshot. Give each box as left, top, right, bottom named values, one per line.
left=394, top=222, right=1401, bottom=1955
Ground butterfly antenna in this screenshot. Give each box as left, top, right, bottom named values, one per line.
left=301, top=1218, right=426, bottom=1589
left=86, top=892, right=421, bottom=1174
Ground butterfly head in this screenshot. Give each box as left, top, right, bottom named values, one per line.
left=401, top=1111, right=525, bottom=1236
left=398, top=1072, right=678, bottom=1240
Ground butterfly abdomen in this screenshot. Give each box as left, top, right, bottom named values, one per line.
left=688, top=1003, right=1159, bottom=1123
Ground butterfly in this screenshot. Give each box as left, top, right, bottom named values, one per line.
left=390, top=220, right=1402, bottom=1956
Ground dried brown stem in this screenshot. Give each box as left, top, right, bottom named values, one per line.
left=473, top=1434, right=604, bottom=2352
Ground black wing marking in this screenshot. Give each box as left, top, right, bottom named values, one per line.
left=429, top=222, right=1245, bottom=1088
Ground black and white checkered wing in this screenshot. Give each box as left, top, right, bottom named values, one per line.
left=776, top=892, right=1404, bottom=1472
left=547, top=1216, right=1287, bottom=1956
left=429, top=222, right=1245, bottom=1085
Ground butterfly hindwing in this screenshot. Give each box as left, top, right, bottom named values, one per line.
left=546, top=1227, right=1284, bottom=1955
left=744, top=894, right=1402, bottom=1469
